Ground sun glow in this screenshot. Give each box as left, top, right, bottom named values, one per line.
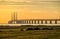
left=0, top=0, right=60, bottom=23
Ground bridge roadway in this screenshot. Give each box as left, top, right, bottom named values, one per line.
left=0, top=24, right=60, bottom=26
left=8, top=19, right=60, bottom=24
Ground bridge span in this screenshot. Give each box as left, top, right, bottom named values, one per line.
left=8, top=13, right=60, bottom=24
left=0, top=24, right=60, bottom=26
left=8, top=19, right=60, bottom=24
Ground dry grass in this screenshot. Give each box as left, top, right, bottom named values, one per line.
left=0, top=30, right=60, bottom=39
left=0, top=25, right=60, bottom=39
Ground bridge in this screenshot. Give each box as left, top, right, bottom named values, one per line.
left=8, top=12, right=60, bottom=24
left=8, top=19, right=60, bottom=24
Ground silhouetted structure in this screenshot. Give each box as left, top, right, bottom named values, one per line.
left=8, top=12, right=60, bottom=24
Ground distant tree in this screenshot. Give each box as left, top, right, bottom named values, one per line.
left=34, top=27, right=40, bottom=30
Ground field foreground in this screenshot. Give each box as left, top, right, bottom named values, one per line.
left=0, top=25, right=60, bottom=39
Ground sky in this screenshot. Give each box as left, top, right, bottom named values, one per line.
left=0, top=0, right=60, bottom=23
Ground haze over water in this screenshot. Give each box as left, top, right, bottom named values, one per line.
left=0, top=0, right=60, bottom=23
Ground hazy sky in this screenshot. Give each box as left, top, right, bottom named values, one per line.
left=0, top=0, right=60, bottom=23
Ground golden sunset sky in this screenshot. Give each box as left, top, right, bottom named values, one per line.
left=0, top=0, right=60, bottom=23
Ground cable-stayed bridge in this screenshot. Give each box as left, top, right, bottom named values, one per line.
left=0, top=13, right=60, bottom=30
left=7, top=12, right=60, bottom=26
left=8, top=19, right=60, bottom=24
left=0, top=24, right=60, bottom=26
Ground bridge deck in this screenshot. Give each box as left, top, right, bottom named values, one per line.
left=0, top=24, right=60, bottom=26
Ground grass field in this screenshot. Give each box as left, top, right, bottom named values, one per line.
left=0, top=26, right=60, bottom=39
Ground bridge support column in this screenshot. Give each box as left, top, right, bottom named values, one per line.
left=29, top=20, right=31, bottom=24
left=21, top=20, right=23, bottom=24
left=41, top=20, right=43, bottom=24
left=55, top=20, right=57, bottom=24
left=25, top=20, right=28, bottom=24
left=23, top=21, right=25, bottom=24
left=25, top=20, right=27, bottom=24
left=45, top=20, right=47, bottom=24
left=27, top=21, right=28, bottom=24
left=34, top=20, right=36, bottom=24
left=37, top=20, right=39, bottom=24
left=31, top=20, right=33, bottom=24
left=50, top=20, right=52, bottom=24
